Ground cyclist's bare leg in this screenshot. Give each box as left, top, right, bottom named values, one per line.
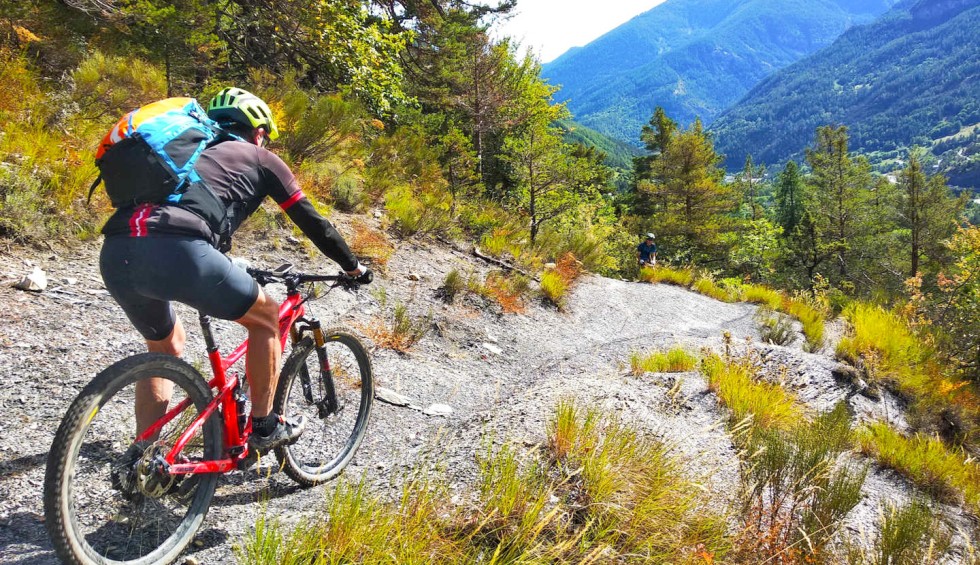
left=135, top=319, right=186, bottom=436
left=235, top=288, right=280, bottom=418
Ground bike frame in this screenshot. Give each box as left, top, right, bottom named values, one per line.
left=134, top=288, right=316, bottom=475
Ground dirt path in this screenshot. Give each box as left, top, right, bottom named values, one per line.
left=0, top=229, right=973, bottom=563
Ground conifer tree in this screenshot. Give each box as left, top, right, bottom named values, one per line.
left=898, top=151, right=967, bottom=279
left=804, top=125, right=875, bottom=286
left=775, top=160, right=805, bottom=234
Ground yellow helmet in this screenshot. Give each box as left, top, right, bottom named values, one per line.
left=206, top=87, right=280, bottom=141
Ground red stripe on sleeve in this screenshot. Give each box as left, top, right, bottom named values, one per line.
left=279, top=191, right=305, bottom=211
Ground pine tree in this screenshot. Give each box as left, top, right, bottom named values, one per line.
left=775, top=160, right=805, bottom=234
left=898, top=151, right=967, bottom=279
left=804, top=125, right=875, bottom=286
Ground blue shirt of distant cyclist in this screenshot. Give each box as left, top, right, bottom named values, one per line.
left=637, top=241, right=657, bottom=262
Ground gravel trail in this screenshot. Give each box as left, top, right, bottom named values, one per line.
left=0, top=225, right=974, bottom=563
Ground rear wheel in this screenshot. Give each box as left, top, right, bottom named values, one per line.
left=274, top=330, right=373, bottom=486
left=44, top=353, right=221, bottom=565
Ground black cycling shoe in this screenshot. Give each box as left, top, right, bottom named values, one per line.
left=247, top=415, right=306, bottom=454
left=110, top=441, right=148, bottom=501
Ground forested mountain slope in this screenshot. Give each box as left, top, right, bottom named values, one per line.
left=541, top=0, right=897, bottom=144
left=711, top=0, right=980, bottom=188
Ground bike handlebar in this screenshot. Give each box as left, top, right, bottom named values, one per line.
left=246, top=263, right=362, bottom=292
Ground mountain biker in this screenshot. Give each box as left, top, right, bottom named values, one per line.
left=637, top=233, right=657, bottom=267
left=99, top=87, right=372, bottom=453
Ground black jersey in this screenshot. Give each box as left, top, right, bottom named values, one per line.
left=101, top=140, right=358, bottom=271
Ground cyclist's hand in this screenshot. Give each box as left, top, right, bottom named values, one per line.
left=355, top=268, right=373, bottom=285
left=346, top=262, right=373, bottom=284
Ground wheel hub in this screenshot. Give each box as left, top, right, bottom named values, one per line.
left=135, top=442, right=177, bottom=498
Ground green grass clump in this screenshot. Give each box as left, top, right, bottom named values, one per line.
left=539, top=269, right=568, bottom=309
left=630, top=348, right=699, bottom=374
left=241, top=401, right=730, bottom=563
left=785, top=298, right=826, bottom=352
left=638, top=265, right=695, bottom=287
left=741, top=284, right=784, bottom=310
left=693, top=277, right=735, bottom=302
left=701, top=353, right=803, bottom=431
left=856, top=422, right=980, bottom=513
left=836, top=303, right=923, bottom=385
left=845, top=498, right=948, bottom=565
left=439, top=269, right=465, bottom=303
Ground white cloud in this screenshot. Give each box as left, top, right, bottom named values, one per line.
left=493, top=0, right=666, bottom=63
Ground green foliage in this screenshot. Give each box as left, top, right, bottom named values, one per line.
left=856, top=422, right=980, bottom=513
left=712, top=0, right=980, bottom=186
left=633, top=110, right=735, bottom=264
left=735, top=404, right=866, bottom=562
left=932, top=226, right=980, bottom=384
left=439, top=269, right=465, bottom=304
left=701, top=353, right=803, bottom=431
left=629, top=348, right=698, bottom=374
left=847, top=498, right=948, bottom=565
left=385, top=185, right=453, bottom=237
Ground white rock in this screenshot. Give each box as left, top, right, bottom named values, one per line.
left=482, top=343, right=503, bottom=355
left=15, top=267, right=46, bottom=292
left=485, top=331, right=499, bottom=343
left=423, top=403, right=453, bottom=416
left=286, top=235, right=300, bottom=244
left=407, top=272, right=421, bottom=281
left=63, top=277, right=78, bottom=285
left=375, top=387, right=412, bottom=406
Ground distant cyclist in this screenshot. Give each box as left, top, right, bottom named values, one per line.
left=99, top=87, right=372, bottom=453
left=637, top=233, right=658, bottom=267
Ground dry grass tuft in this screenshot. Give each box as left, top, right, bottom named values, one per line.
left=349, top=219, right=394, bottom=271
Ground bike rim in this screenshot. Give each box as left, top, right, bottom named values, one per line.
left=283, top=339, right=369, bottom=479
left=64, top=376, right=209, bottom=563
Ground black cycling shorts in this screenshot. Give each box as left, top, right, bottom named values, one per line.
left=100, top=235, right=260, bottom=341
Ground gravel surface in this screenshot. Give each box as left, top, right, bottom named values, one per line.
left=0, top=221, right=976, bottom=563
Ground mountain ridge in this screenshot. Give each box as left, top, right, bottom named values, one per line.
left=541, top=0, right=898, bottom=145
left=709, top=0, right=980, bottom=187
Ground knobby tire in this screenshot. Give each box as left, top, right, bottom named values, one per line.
left=274, top=330, right=373, bottom=486
left=44, top=353, right=221, bottom=565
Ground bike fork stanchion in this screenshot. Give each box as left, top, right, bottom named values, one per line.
left=312, top=322, right=340, bottom=417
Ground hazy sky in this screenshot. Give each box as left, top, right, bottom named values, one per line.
left=495, top=0, right=667, bottom=63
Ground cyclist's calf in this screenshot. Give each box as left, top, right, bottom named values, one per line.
left=235, top=288, right=281, bottom=417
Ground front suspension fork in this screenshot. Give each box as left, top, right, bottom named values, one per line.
left=294, top=321, right=340, bottom=418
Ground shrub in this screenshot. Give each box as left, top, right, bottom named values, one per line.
left=630, top=348, right=698, bottom=374
left=756, top=308, right=798, bottom=346
left=701, top=353, right=803, bottom=431
left=349, top=219, right=394, bottom=270
left=438, top=269, right=465, bottom=303
left=734, top=404, right=866, bottom=562
left=856, top=422, right=980, bottom=512
left=385, top=185, right=453, bottom=237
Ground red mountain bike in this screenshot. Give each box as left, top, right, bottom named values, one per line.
left=43, top=264, right=374, bottom=565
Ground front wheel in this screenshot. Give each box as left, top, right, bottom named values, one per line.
left=274, top=330, right=374, bottom=486
left=44, top=353, right=221, bottom=565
